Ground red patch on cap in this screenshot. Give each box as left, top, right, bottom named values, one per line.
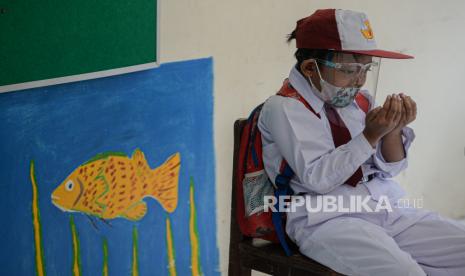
left=295, top=9, right=341, bottom=50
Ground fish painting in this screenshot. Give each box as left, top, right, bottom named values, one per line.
left=51, top=149, right=180, bottom=221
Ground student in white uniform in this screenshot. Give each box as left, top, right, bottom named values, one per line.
left=258, top=9, right=465, bottom=276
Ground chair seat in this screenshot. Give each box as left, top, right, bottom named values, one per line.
left=238, top=239, right=343, bottom=276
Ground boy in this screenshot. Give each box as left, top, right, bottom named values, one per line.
left=258, top=9, right=465, bottom=276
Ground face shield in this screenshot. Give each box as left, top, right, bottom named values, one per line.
left=313, top=53, right=381, bottom=107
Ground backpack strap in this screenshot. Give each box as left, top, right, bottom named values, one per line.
left=271, top=159, right=295, bottom=256
left=355, top=92, right=370, bottom=114
left=276, top=79, right=321, bottom=119
left=269, top=79, right=322, bottom=256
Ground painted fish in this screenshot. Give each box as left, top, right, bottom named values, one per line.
left=51, top=149, right=180, bottom=221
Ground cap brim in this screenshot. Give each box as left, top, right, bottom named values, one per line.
left=341, top=49, right=414, bottom=59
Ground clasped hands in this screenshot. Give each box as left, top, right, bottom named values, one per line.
left=363, top=93, right=417, bottom=147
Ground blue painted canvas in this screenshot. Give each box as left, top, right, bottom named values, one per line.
left=0, top=58, right=218, bottom=276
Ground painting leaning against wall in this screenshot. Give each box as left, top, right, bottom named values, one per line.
left=0, top=57, right=219, bottom=276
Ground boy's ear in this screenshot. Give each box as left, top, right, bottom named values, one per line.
left=300, top=59, right=316, bottom=77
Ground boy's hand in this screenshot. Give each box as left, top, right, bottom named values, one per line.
left=363, top=94, right=403, bottom=147
left=390, top=93, right=417, bottom=133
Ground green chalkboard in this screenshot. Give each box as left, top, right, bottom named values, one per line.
left=0, top=0, right=157, bottom=86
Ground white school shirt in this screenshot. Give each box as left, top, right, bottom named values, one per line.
left=258, top=66, right=415, bottom=227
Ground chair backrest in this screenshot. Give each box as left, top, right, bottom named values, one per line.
left=230, top=119, right=248, bottom=240
left=233, top=119, right=247, bottom=195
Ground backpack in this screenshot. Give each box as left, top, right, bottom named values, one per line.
left=235, top=79, right=370, bottom=256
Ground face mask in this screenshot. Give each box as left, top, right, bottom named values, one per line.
left=307, top=61, right=360, bottom=108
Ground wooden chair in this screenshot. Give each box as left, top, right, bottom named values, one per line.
left=228, top=119, right=345, bottom=276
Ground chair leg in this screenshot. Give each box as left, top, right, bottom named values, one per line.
left=274, top=265, right=292, bottom=276
left=228, top=245, right=251, bottom=276
left=240, top=266, right=252, bottom=276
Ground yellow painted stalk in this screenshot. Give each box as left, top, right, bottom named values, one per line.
left=166, top=217, right=177, bottom=276
left=70, top=216, right=82, bottom=276
left=189, top=178, right=202, bottom=276
left=132, top=226, right=139, bottom=276
left=102, top=238, right=109, bottom=276
left=30, top=161, right=46, bottom=276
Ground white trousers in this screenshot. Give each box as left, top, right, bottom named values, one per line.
left=290, top=208, right=465, bottom=276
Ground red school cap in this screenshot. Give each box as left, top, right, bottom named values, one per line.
left=294, top=9, right=413, bottom=59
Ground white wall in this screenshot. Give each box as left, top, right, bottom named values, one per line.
left=160, top=1, right=465, bottom=274
left=3, top=1, right=463, bottom=274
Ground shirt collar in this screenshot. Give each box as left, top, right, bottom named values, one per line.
left=288, top=66, right=325, bottom=114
